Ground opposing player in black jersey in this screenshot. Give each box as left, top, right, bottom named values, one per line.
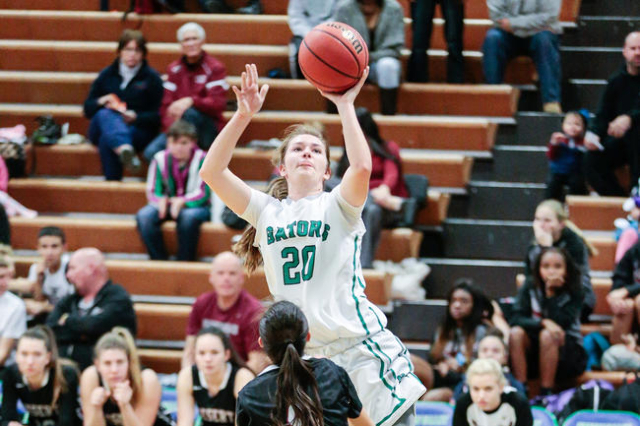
left=236, top=300, right=373, bottom=426
left=79, top=327, right=174, bottom=426
left=1, top=326, right=80, bottom=426
left=176, top=326, right=254, bottom=426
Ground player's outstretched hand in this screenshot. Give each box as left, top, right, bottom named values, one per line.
left=320, top=67, right=369, bottom=108
left=233, top=64, right=269, bottom=119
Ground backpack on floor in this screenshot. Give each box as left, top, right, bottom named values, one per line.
left=601, top=372, right=640, bottom=413
left=556, top=379, right=615, bottom=423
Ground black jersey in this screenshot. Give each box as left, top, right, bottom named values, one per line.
left=452, top=389, right=533, bottom=426
left=98, top=373, right=174, bottom=426
left=192, top=363, right=238, bottom=426
left=0, top=364, right=80, bottom=426
left=236, top=357, right=362, bottom=426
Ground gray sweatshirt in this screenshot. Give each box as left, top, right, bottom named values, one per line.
left=487, top=0, right=562, bottom=38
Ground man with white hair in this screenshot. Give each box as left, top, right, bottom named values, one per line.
left=143, top=22, right=228, bottom=161
left=46, top=248, right=136, bottom=370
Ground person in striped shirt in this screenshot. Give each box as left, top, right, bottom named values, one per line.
left=136, top=120, right=211, bottom=261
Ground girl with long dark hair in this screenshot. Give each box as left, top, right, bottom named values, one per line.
left=236, top=301, right=372, bottom=426
left=176, top=326, right=254, bottom=426
left=1, top=325, right=80, bottom=426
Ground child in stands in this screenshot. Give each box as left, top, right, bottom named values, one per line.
left=510, top=247, right=587, bottom=396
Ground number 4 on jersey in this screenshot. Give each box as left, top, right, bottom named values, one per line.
left=281, top=245, right=316, bottom=285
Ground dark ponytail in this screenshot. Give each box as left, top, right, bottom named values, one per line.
left=259, top=301, right=324, bottom=426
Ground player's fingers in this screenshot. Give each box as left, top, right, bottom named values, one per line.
left=259, top=84, right=270, bottom=100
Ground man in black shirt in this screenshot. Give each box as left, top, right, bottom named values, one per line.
left=46, top=248, right=137, bottom=370
left=585, top=31, right=640, bottom=196
left=608, top=241, right=640, bottom=345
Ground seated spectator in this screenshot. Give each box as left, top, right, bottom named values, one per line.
left=601, top=333, right=640, bottom=371
left=452, top=359, right=533, bottom=426
left=176, top=326, right=255, bottom=426
left=83, top=29, right=163, bottom=181
left=510, top=247, right=587, bottom=396
left=0, top=256, right=27, bottom=369
left=143, top=22, right=228, bottom=162
left=0, top=155, right=37, bottom=218
left=182, top=252, right=267, bottom=373
left=200, top=0, right=262, bottom=14
left=329, top=107, right=408, bottom=268
left=607, top=240, right=640, bottom=344
left=545, top=111, right=590, bottom=202
left=9, top=226, right=73, bottom=323
left=615, top=195, right=640, bottom=263
left=334, top=0, right=404, bottom=115
left=1, top=326, right=81, bottom=426
left=136, top=120, right=211, bottom=262
left=526, top=199, right=596, bottom=321
left=482, top=0, right=562, bottom=113
left=585, top=31, right=640, bottom=196
left=424, top=280, right=492, bottom=401
left=287, top=0, right=340, bottom=79
left=80, top=327, right=173, bottom=426
left=46, top=248, right=137, bottom=370
left=452, top=329, right=526, bottom=400
left=407, top=0, right=464, bottom=83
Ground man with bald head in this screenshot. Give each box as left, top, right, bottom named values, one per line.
left=47, top=248, right=136, bottom=369
left=585, top=31, right=640, bottom=195
left=183, top=251, right=267, bottom=372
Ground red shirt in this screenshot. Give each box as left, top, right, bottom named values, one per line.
left=369, top=140, right=408, bottom=197
left=161, top=52, right=228, bottom=131
left=186, top=290, right=263, bottom=361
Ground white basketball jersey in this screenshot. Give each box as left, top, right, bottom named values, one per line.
left=240, top=186, right=387, bottom=350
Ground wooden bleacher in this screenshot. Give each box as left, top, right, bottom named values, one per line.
left=567, top=195, right=625, bottom=232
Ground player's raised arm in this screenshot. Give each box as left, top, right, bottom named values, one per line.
left=199, top=64, right=269, bottom=215
left=320, top=68, right=371, bottom=207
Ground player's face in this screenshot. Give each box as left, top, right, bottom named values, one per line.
left=533, top=206, right=563, bottom=240
left=449, top=289, right=473, bottom=321
left=16, top=337, right=51, bottom=379
left=119, top=40, right=143, bottom=69
left=478, top=336, right=507, bottom=365
left=194, top=334, right=230, bottom=375
left=469, top=373, right=504, bottom=412
left=539, top=251, right=567, bottom=291
left=209, top=256, right=245, bottom=299
left=96, top=349, right=129, bottom=386
left=167, top=136, right=196, bottom=163
left=280, top=135, right=330, bottom=184
left=623, top=33, right=640, bottom=71
left=180, top=30, right=204, bottom=62
left=37, top=235, right=65, bottom=269
left=562, top=114, right=584, bottom=139
left=0, top=266, right=11, bottom=296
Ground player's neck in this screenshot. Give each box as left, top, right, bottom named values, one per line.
left=287, top=180, right=323, bottom=201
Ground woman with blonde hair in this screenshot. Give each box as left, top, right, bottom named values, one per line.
left=79, top=327, right=174, bottom=426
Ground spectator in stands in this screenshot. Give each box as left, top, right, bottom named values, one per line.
left=329, top=107, right=408, bottom=268
left=9, top=226, right=73, bottom=324
left=176, top=326, right=255, bottom=426
left=183, top=252, right=267, bottom=373
left=423, top=280, right=492, bottom=401
left=452, top=329, right=526, bottom=400
left=601, top=333, right=640, bottom=371
left=334, top=0, right=405, bottom=115
left=0, top=156, right=37, bottom=218
left=607, top=240, right=640, bottom=345
left=482, top=0, right=563, bottom=113
left=200, top=0, right=262, bottom=14
left=510, top=247, right=587, bottom=396
left=1, top=326, right=81, bottom=426
left=585, top=31, right=640, bottom=196
left=287, top=0, right=340, bottom=79
left=136, top=120, right=211, bottom=262
left=0, top=256, right=27, bottom=369
left=452, top=359, right=533, bottom=426
left=143, top=22, right=228, bottom=163
left=407, top=0, right=465, bottom=83
left=525, top=199, right=596, bottom=321
left=80, top=327, right=173, bottom=426
left=46, top=248, right=137, bottom=370
left=545, top=110, right=590, bottom=202
left=615, top=195, right=640, bottom=263
left=84, top=29, right=163, bottom=181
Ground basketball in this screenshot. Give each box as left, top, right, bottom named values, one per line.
left=298, top=21, right=369, bottom=94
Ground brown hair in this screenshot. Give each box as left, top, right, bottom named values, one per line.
left=537, top=199, right=598, bottom=256
left=167, top=119, right=198, bottom=142
left=94, top=327, right=143, bottom=404
left=117, top=29, right=147, bottom=57
left=234, top=124, right=330, bottom=274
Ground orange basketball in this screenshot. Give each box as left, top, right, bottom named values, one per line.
left=298, top=21, right=369, bottom=94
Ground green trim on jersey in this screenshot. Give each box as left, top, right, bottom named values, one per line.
left=351, top=235, right=370, bottom=334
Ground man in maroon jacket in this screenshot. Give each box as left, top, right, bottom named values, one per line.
left=143, top=22, right=228, bottom=161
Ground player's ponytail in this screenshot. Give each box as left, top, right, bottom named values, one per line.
left=234, top=124, right=330, bottom=275
left=259, top=301, right=324, bottom=426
